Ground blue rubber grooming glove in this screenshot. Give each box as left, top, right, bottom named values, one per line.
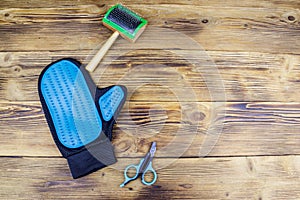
left=38, top=58, right=127, bottom=178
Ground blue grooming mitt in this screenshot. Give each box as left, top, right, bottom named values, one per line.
left=38, top=58, right=127, bottom=178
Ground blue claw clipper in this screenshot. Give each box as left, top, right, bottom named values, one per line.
left=120, top=142, right=157, bottom=187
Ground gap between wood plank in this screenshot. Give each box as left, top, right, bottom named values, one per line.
left=0, top=49, right=299, bottom=56
left=1, top=153, right=299, bottom=159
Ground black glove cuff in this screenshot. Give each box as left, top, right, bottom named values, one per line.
left=67, top=138, right=117, bottom=179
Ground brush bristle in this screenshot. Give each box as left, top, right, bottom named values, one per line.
left=107, top=6, right=141, bottom=34
left=103, top=4, right=147, bottom=42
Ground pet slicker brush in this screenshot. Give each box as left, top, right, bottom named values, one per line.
left=86, top=4, right=148, bottom=72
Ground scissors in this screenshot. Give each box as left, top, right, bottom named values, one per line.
left=120, top=142, right=157, bottom=187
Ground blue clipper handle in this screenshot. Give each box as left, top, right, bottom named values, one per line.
left=141, top=162, right=157, bottom=186
left=120, top=164, right=139, bottom=187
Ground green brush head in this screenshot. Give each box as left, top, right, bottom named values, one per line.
left=102, top=4, right=148, bottom=42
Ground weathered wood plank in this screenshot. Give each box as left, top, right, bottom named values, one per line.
left=1, top=156, right=299, bottom=199
left=1, top=1, right=299, bottom=199
left=0, top=3, right=299, bottom=53
left=0, top=51, right=299, bottom=102
left=1, top=0, right=299, bottom=9
left=1, top=101, right=300, bottom=157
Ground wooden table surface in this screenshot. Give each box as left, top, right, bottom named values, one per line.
left=1, top=0, right=300, bottom=199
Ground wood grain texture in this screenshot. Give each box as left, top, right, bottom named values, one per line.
left=127, top=0, right=300, bottom=8
left=1, top=156, right=300, bottom=199
left=1, top=101, right=299, bottom=157
left=0, top=0, right=299, bottom=9
left=0, top=1, right=299, bottom=53
left=0, top=0, right=300, bottom=199
left=0, top=51, right=299, bottom=102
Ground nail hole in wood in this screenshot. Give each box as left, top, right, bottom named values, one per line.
left=4, top=13, right=9, bottom=17
left=13, top=66, right=22, bottom=73
left=288, top=15, right=295, bottom=21
left=202, top=19, right=209, bottom=24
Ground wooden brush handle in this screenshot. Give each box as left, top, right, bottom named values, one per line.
left=86, top=31, right=120, bottom=72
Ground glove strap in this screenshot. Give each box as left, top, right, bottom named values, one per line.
left=67, top=137, right=117, bottom=179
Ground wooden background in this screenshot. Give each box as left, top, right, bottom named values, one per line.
left=1, top=0, right=300, bottom=199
